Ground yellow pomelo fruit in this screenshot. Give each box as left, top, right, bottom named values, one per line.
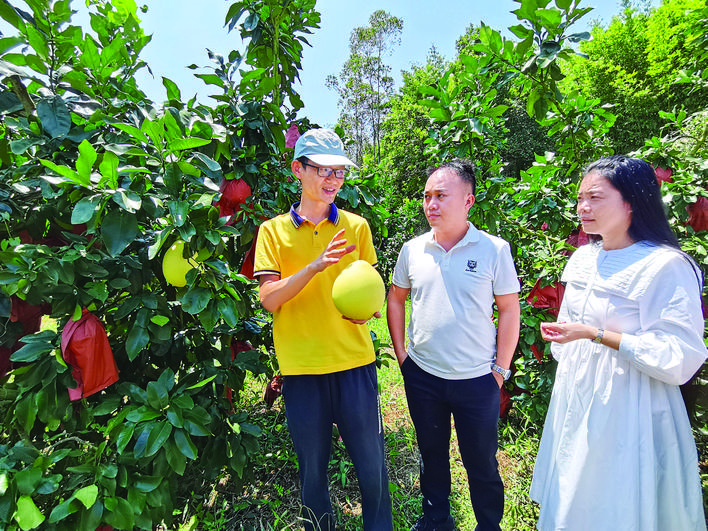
left=162, top=240, right=198, bottom=287
left=331, top=260, right=385, bottom=320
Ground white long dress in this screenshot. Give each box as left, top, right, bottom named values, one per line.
left=530, top=241, right=707, bottom=531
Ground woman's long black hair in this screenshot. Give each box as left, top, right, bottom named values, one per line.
left=584, top=155, right=680, bottom=248
left=585, top=156, right=705, bottom=414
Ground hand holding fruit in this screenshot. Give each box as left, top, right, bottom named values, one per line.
left=343, top=311, right=382, bottom=325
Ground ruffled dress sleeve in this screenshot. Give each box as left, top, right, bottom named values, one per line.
left=617, top=253, right=707, bottom=385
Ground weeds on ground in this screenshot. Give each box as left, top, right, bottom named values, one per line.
left=172, top=305, right=547, bottom=529
left=169, top=307, right=561, bottom=529
left=174, top=355, right=550, bottom=530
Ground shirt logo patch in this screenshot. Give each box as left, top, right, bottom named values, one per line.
left=466, top=260, right=477, bottom=272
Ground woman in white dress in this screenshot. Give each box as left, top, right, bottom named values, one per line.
left=530, top=156, right=707, bottom=530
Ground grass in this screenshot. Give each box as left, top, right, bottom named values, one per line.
left=182, top=360, right=542, bottom=530
left=176, top=303, right=542, bottom=530
left=33, top=297, right=708, bottom=528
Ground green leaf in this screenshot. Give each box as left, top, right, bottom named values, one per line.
left=76, top=140, right=98, bottom=181
left=485, top=105, right=509, bottom=118
left=567, top=31, right=591, bottom=43
left=172, top=394, right=194, bottom=409
left=183, top=418, right=211, bottom=437
left=40, top=159, right=89, bottom=187
left=134, top=474, right=162, bottom=493
left=112, top=190, right=142, bottom=213
left=115, top=423, right=135, bottom=454
left=159, top=123, right=180, bottom=156
left=536, top=8, right=563, bottom=29
left=191, top=152, right=222, bottom=172
left=145, top=422, right=173, bottom=457
left=166, top=406, right=184, bottom=428
left=133, top=426, right=150, bottom=458
left=15, top=394, right=37, bottom=434
left=74, top=485, right=98, bottom=509
left=229, top=446, right=247, bottom=478
left=167, top=200, right=190, bottom=227
left=168, top=137, right=211, bottom=152
left=88, top=280, right=109, bottom=302
left=141, top=119, right=164, bottom=149
left=15, top=495, right=45, bottom=530
left=103, top=496, right=135, bottom=530
left=430, top=107, right=451, bottom=121
left=92, top=396, right=121, bottom=417
left=112, top=123, right=149, bottom=144
left=37, top=96, right=71, bottom=138
left=48, top=497, right=77, bottom=523
left=146, top=381, right=169, bottom=410
left=15, top=468, right=42, bottom=495
left=180, top=287, right=211, bottom=314
left=10, top=137, right=42, bottom=155
left=11, top=341, right=55, bottom=363
left=101, top=209, right=139, bottom=257
left=126, top=323, right=149, bottom=361
left=0, top=2, right=26, bottom=31
left=71, top=195, right=102, bottom=224
left=217, top=298, right=239, bottom=328
left=66, top=464, right=95, bottom=474
left=539, top=40, right=561, bottom=60
left=173, top=429, right=198, bottom=460
left=0, top=90, right=22, bottom=113
left=526, top=88, right=542, bottom=118
left=101, top=463, right=118, bottom=479
left=78, top=498, right=103, bottom=530
left=194, top=73, right=224, bottom=86
left=150, top=315, right=170, bottom=326
left=158, top=368, right=176, bottom=393
left=163, top=163, right=183, bottom=193
left=186, top=374, right=217, bottom=390
left=165, top=439, right=187, bottom=475
left=197, top=300, right=218, bottom=332
left=162, top=77, right=182, bottom=101
left=508, top=24, right=533, bottom=40
left=99, top=151, right=119, bottom=187
left=126, top=405, right=161, bottom=423
left=417, top=85, right=444, bottom=99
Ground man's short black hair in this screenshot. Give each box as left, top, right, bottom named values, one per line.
left=427, top=159, right=477, bottom=195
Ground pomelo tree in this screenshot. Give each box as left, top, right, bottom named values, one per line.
left=0, top=0, right=385, bottom=529
left=374, top=0, right=708, bottom=423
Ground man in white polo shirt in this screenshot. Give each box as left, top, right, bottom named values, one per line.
left=387, top=159, right=520, bottom=531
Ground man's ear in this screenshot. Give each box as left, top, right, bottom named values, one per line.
left=466, top=193, right=476, bottom=210
left=291, top=159, right=303, bottom=179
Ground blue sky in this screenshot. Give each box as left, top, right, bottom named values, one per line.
left=74, top=1, right=646, bottom=126
left=128, top=0, right=639, bottom=127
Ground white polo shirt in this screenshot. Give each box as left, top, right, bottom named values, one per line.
left=392, top=223, right=520, bottom=380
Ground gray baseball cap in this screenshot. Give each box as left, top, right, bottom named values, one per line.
left=293, top=128, right=358, bottom=168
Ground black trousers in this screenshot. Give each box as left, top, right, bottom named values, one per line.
left=401, top=356, right=503, bottom=531
left=282, top=362, right=393, bottom=531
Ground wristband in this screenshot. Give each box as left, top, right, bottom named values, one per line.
left=593, top=328, right=604, bottom=344
left=491, top=363, right=511, bottom=381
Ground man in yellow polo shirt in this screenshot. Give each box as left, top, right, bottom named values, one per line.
left=254, top=128, right=392, bottom=531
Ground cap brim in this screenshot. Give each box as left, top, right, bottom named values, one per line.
left=307, top=154, right=358, bottom=168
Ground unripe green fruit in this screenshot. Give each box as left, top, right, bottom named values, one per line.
left=162, top=240, right=198, bottom=287
left=331, top=260, right=385, bottom=320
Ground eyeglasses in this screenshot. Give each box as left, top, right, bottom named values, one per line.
left=301, top=161, right=347, bottom=180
